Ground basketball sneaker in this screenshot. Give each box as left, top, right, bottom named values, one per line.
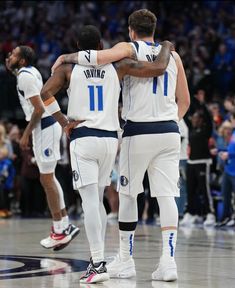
left=215, top=217, right=230, bottom=228
left=203, top=213, right=216, bottom=226
left=179, top=213, right=198, bottom=226
left=53, top=224, right=80, bottom=251
left=40, top=224, right=80, bottom=250
left=80, top=258, right=109, bottom=284
left=152, top=257, right=178, bottom=282
left=226, top=217, right=235, bottom=227
left=106, top=254, right=136, bottom=278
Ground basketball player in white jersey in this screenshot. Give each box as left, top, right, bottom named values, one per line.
left=7, top=46, right=79, bottom=251
left=51, top=9, right=190, bottom=282
left=40, top=25, right=173, bottom=283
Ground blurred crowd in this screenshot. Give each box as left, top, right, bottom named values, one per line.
left=0, top=1, right=235, bottom=227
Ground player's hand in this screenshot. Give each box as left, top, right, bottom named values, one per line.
left=64, top=120, right=85, bottom=138
left=20, top=133, right=30, bottom=151
left=51, top=55, right=64, bottom=75
left=161, top=40, right=175, bottom=51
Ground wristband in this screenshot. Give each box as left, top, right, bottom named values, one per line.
left=78, top=50, right=98, bottom=66
left=43, top=97, right=61, bottom=115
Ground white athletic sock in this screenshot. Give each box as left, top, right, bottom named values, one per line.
left=119, top=230, right=135, bottom=262
left=157, top=196, right=178, bottom=261
left=162, top=229, right=177, bottom=261
left=62, top=215, right=69, bottom=229
left=53, top=220, right=64, bottom=234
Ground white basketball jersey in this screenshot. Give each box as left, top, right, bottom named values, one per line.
left=67, top=64, right=120, bottom=131
left=17, top=66, right=49, bottom=121
left=122, top=41, right=178, bottom=122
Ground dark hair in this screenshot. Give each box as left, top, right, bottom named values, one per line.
left=77, top=25, right=101, bottom=50
left=128, top=9, right=157, bottom=37
left=18, top=46, right=36, bottom=66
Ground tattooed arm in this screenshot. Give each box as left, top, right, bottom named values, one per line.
left=115, top=41, right=173, bottom=80
left=51, top=42, right=135, bottom=73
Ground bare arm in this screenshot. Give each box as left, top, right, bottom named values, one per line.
left=41, top=66, right=69, bottom=129
left=115, top=41, right=173, bottom=80
left=51, top=42, right=134, bottom=73
left=173, top=51, right=190, bottom=120
left=20, top=96, right=44, bottom=150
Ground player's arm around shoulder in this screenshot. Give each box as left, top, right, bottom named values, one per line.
left=172, top=51, right=190, bottom=120
left=51, top=42, right=133, bottom=73
left=41, top=64, right=70, bottom=102
left=41, top=64, right=74, bottom=133
left=96, top=42, right=133, bottom=65
left=115, top=41, right=173, bottom=80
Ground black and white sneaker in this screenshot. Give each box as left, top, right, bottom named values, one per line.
left=215, top=217, right=231, bottom=228
left=53, top=224, right=80, bottom=251
left=80, top=258, right=110, bottom=284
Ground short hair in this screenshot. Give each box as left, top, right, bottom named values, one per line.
left=18, top=46, right=36, bottom=66
left=78, top=25, right=101, bottom=50
left=128, top=9, right=157, bottom=37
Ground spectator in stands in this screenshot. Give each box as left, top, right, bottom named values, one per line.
left=0, top=123, right=15, bottom=218
left=216, top=111, right=235, bottom=227
left=181, top=93, right=215, bottom=226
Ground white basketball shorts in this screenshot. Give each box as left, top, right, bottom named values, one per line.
left=70, top=136, right=118, bottom=189
left=32, top=118, right=62, bottom=174
left=118, top=133, right=180, bottom=197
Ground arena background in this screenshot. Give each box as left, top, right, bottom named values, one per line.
left=0, top=1, right=234, bottom=123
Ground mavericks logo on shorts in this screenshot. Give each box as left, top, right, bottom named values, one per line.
left=73, top=170, right=79, bottom=181
left=120, top=175, right=128, bottom=186
left=44, top=148, right=52, bottom=157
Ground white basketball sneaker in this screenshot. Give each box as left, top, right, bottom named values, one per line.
left=40, top=224, right=80, bottom=250
left=180, top=213, right=197, bottom=226
left=203, top=213, right=216, bottom=226
left=107, top=254, right=136, bottom=278
left=152, top=257, right=178, bottom=282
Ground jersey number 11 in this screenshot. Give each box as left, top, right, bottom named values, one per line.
left=88, top=85, right=104, bottom=111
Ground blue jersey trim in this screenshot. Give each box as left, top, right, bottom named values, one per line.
left=70, top=127, right=118, bottom=142
left=123, top=120, right=179, bottom=137
left=18, top=88, right=25, bottom=97
left=132, top=41, right=139, bottom=53
left=144, top=41, right=159, bottom=47
left=18, top=70, right=33, bottom=76
left=41, top=116, right=57, bottom=130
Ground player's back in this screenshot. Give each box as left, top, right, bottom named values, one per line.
left=122, top=40, right=178, bottom=123
left=67, top=63, right=120, bottom=131
left=17, top=66, right=50, bottom=121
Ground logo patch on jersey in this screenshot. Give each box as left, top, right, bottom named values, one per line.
left=44, top=148, right=52, bottom=157
left=120, top=176, right=129, bottom=186
left=72, top=170, right=79, bottom=182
